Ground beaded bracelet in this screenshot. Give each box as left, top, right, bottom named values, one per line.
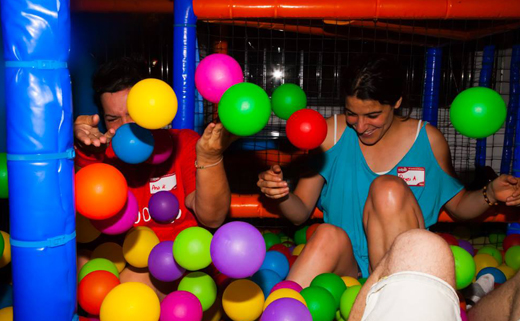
left=482, top=185, right=498, bottom=206
left=195, top=157, right=223, bottom=170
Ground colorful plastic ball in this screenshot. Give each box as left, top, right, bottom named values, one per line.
left=148, top=241, right=185, bottom=282
left=0, top=307, right=12, bottom=320
left=195, top=53, right=244, bottom=104
left=75, top=163, right=128, bottom=220
left=271, top=83, right=307, bottom=120
left=294, top=226, right=309, bottom=245
left=0, top=153, right=7, bottom=199
left=251, top=269, right=283, bottom=296
left=341, top=276, right=361, bottom=288
left=301, top=286, right=336, bottom=321
left=503, top=234, right=520, bottom=252
left=457, top=239, right=475, bottom=256
left=306, top=223, right=321, bottom=241
left=122, top=226, right=160, bottom=268
left=91, top=190, right=138, bottom=235
left=270, top=280, right=303, bottom=294
left=286, top=109, right=328, bottom=150
left=79, top=317, right=99, bottom=321
left=264, top=288, right=307, bottom=310
left=147, top=129, right=173, bottom=164
left=0, top=232, right=10, bottom=268
left=507, top=223, right=520, bottom=236
left=335, top=310, right=345, bottom=321
left=505, top=246, right=520, bottom=270
left=497, top=264, right=516, bottom=280
left=222, top=279, right=265, bottom=321
left=339, top=285, right=361, bottom=320
left=78, top=270, right=120, bottom=315
left=488, top=232, right=506, bottom=245
left=127, top=78, right=178, bottom=130
left=358, top=277, right=367, bottom=285
left=310, top=273, right=347, bottom=308
left=91, top=242, right=126, bottom=273
left=173, top=226, right=213, bottom=271
left=112, top=123, right=154, bottom=164
left=260, top=251, right=290, bottom=279
left=178, top=272, right=217, bottom=312
left=148, top=191, right=179, bottom=223
left=268, top=244, right=292, bottom=261
left=450, top=87, right=506, bottom=139
left=210, top=221, right=266, bottom=278
left=460, top=308, right=468, bottom=321
left=160, top=291, right=203, bottom=321
left=450, top=245, right=476, bottom=289
left=292, top=244, right=305, bottom=256
left=476, top=267, right=507, bottom=284
left=474, top=253, right=499, bottom=275
left=263, top=233, right=282, bottom=251
left=477, top=246, right=503, bottom=265
left=78, top=258, right=119, bottom=282
left=438, top=233, right=459, bottom=246
left=202, top=296, right=223, bottom=321
left=100, top=282, right=160, bottom=321
left=218, top=83, right=271, bottom=137
left=262, top=298, right=312, bottom=321
left=76, top=214, right=101, bottom=244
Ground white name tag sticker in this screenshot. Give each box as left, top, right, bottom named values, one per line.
left=397, top=167, right=425, bottom=186
left=150, top=173, right=177, bottom=194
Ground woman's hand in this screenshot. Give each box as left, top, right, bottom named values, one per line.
left=74, top=114, right=115, bottom=150
left=488, top=174, right=520, bottom=206
left=195, top=123, right=237, bottom=165
left=257, top=165, right=290, bottom=199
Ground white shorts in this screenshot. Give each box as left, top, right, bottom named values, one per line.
left=361, top=271, right=462, bottom=321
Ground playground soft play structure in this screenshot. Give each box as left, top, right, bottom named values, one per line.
left=1, top=0, right=520, bottom=319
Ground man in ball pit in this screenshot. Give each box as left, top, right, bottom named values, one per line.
left=74, top=56, right=235, bottom=298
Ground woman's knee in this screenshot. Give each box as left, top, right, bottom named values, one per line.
left=307, top=224, right=353, bottom=252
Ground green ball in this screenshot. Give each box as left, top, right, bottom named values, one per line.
left=178, top=271, right=217, bottom=311
left=488, top=232, right=506, bottom=245
left=339, top=285, right=361, bottom=320
left=450, top=87, right=506, bottom=139
left=477, top=246, right=503, bottom=265
left=357, top=277, right=367, bottom=285
left=0, top=231, right=4, bottom=259
left=450, top=245, right=476, bottom=289
left=263, top=233, right=282, bottom=251
left=173, top=226, right=213, bottom=271
left=505, top=245, right=520, bottom=270
left=310, top=273, right=346, bottom=309
left=294, top=226, right=309, bottom=245
left=218, top=82, right=271, bottom=136
left=335, top=310, right=345, bottom=321
left=271, top=83, right=307, bottom=120
left=78, top=258, right=119, bottom=282
left=300, top=286, right=336, bottom=321
left=0, top=153, right=7, bottom=199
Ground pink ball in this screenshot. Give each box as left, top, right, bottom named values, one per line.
left=270, top=280, right=303, bottom=294
left=460, top=308, right=468, bottom=321
left=91, top=190, right=138, bottom=235
left=160, top=291, right=203, bottom=321
left=147, top=129, right=173, bottom=164
left=195, top=53, right=244, bottom=103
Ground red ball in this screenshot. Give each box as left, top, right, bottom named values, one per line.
left=76, top=163, right=128, bottom=220
left=503, top=234, right=520, bottom=252
left=438, top=233, right=458, bottom=246
left=287, top=255, right=298, bottom=269
left=286, top=109, right=327, bottom=150
left=78, top=270, right=120, bottom=315
left=269, top=243, right=292, bottom=261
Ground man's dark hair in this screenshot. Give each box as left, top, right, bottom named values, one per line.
left=92, top=56, right=148, bottom=115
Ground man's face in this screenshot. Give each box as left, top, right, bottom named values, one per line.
left=101, top=88, right=134, bottom=132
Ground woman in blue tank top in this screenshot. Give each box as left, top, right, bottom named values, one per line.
left=257, top=56, right=520, bottom=286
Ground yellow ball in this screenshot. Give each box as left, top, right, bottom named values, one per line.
left=341, top=276, right=361, bottom=288
left=292, top=244, right=305, bottom=256
left=222, top=279, right=264, bottom=321
left=127, top=78, right=178, bottom=129
left=203, top=295, right=223, bottom=321
left=76, top=214, right=100, bottom=244
left=264, top=288, right=307, bottom=310
left=122, top=227, right=160, bottom=268
left=0, top=306, right=12, bottom=321
left=497, top=264, right=516, bottom=280
left=100, top=282, right=160, bottom=321
left=92, top=242, right=127, bottom=273
left=0, top=231, right=10, bottom=268
left=474, top=253, right=499, bottom=275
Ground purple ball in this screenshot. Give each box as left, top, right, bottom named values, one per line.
left=148, top=241, right=185, bottom=282
left=261, top=298, right=312, bottom=321
left=148, top=191, right=179, bottom=223
left=458, top=239, right=475, bottom=256
left=270, top=280, right=303, bottom=294
left=210, top=221, right=266, bottom=278
left=160, top=291, right=203, bottom=321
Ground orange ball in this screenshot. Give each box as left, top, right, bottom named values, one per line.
left=306, top=223, right=321, bottom=241
left=78, top=270, right=120, bottom=315
left=76, top=163, right=128, bottom=220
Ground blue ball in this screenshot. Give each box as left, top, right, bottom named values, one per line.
left=250, top=269, right=283, bottom=296
left=112, top=123, right=155, bottom=164
left=260, top=251, right=290, bottom=279
left=507, top=223, right=520, bottom=236
left=476, top=267, right=507, bottom=284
